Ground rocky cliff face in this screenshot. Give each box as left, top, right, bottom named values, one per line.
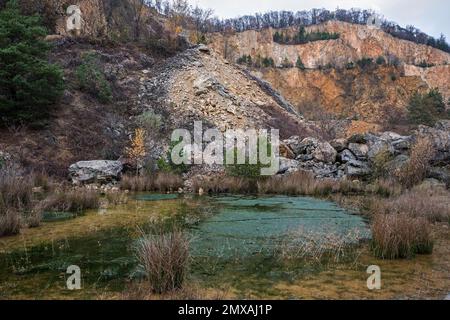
left=210, top=21, right=450, bottom=69
left=256, top=66, right=426, bottom=123
left=209, top=21, right=450, bottom=125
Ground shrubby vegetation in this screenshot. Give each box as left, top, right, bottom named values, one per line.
left=371, top=213, right=433, bottom=259
left=273, top=27, right=339, bottom=45
left=157, top=139, right=190, bottom=175
left=75, top=53, right=113, bottom=104
left=356, top=57, right=374, bottom=69
left=135, top=227, right=190, bottom=294
left=120, top=172, right=183, bottom=192
left=416, top=60, right=435, bottom=68
left=0, top=0, right=64, bottom=124
left=237, top=54, right=275, bottom=68
left=407, top=88, right=449, bottom=126
left=137, top=111, right=163, bottom=133
left=376, top=56, right=386, bottom=65
left=296, top=56, right=306, bottom=70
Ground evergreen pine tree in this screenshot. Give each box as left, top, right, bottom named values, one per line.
left=296, top=56, right=305, bottom=70
left=0, top=0, right=64, bottom=123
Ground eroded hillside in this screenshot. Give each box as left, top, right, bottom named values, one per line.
left=0, top=42, right=311, bottom=174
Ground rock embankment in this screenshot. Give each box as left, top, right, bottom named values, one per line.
left=279, top=120, right=450, bottom=184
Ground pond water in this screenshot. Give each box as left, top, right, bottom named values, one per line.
left=190, top=195, right=369, bottom=258
left=0, top=193, right=446, bottom=299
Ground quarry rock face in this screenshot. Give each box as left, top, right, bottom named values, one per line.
left=69, top=160, right=123, bottom=184
left=209, top=20, right=450, bottom=125
left=210, top=21, right=450, bottom=69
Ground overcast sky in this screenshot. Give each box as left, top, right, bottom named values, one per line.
left=187, top=0, right=450, bottom=39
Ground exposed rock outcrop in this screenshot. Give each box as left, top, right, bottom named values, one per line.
left=415, top=122, right=450, bottom=164
left=69, top=160, right=123, bottom=184
left=280, top=121, right=450, bottom=183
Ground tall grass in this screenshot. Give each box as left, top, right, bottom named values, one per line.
left=371, top=186, right=450, bottom=223
left=0, top=167, right=33, bottom=211
left=135, top=228, right=190, bottom=294
left=192, top=176, right=259, bottom=194
left=277, top=229, right=364, bottom=265
left=395, top=138, right=435, bottom=188
left=121, top=173, right=183, bottom=193
left=0, top=208, right=21, bottom=237
left=192, top=171, right=368, bottom=196
left=259, top=171, right=367, bottom=196
left=371, top=214, right=434, bottom=259
left=43, top=189, right=100, bottom=213
left=0, top=167, right=33, bottom=236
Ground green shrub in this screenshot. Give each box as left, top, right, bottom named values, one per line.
left=225, top=139, right=273, bottom=179
left=0, top=0, right=64, bottom=123
left=356, top=57, right=374, bottom=69
left=416, top=60, right=435, bottom=68
left=407, top=88, right=448, bottom=126
left=371, top=148, right=394, bottom=179
left=157, top=140, right=190, bottom=175
left=281, top=57, right=293, bottom=68
left=137, top=111, right=163, bottom=132
left=376, top=56, right=386, bottom=65
left=346, top=62, right=355, bottom=69
left=75, top=53, right=112, bottom=103
left=262, top=57, right=275, bottom=68
left=274, top=27, right=340, bottom=45
left=237, top=54, right=252, bottom=66
left=296, top=56, right=306, bottom=70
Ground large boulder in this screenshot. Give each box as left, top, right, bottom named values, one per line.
left=415, top=124, right=450, bottom=164
left=284, top=136, right=315, bottom=156
left=312, top=141, right=338, bottom=164
left=345, top=159, right=372, bottom=178
left=435, top=120, right=450, bottom=131
left=427, top=166, right=450, bottom=186
left=330, top=138, right=348, bottom=152
left=291, top=137, right=337, bottom=163
left=348, top=143, right=369, bottom=160
left=385, top=155, right=410, bottom=173
left=298, top=160, right=342, bottom=179
left=339, top=149, right=356, bottom=163
left=377, top=132, right=412, bottom=153
left=278, top=157, right=300, bottom=174
left=368, top=140, right=395, bottom=162
left=280, top=143, right=296, bottom=159
left=69, top=160, right=123, bottom=184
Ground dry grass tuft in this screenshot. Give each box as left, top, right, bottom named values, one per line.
left=135, top=228, right=190, bottom=294
left=0, top=208, right=21, bottom=237
left=277, top=229, right=364, bottom=265
left=192, top=175, right=258, bottom=194
left=120, top=173, right=183, bottom=193
left=371, top=213, right=433, bottom=259
left=395, top=138, right=435, bottom=188
left=43, top=189, right=100, bottom=213
left=258, top=171, right=365, bottom=196
left=0, top=167, right=33, bottom=236
left=371, top=186, right=450, bottom=223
